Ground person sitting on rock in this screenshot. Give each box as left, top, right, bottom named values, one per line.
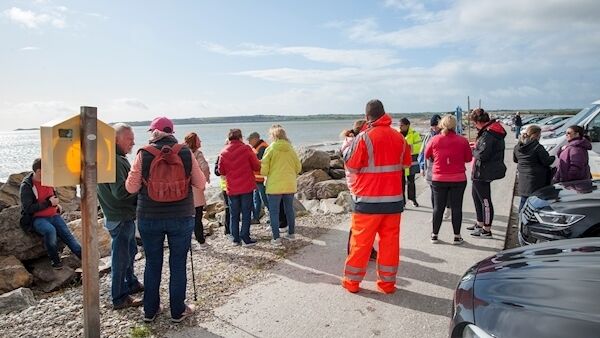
left=19, top=158, right=82, bottom=270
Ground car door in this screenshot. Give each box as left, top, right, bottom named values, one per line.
left=585, top=112, right=600, bottom=178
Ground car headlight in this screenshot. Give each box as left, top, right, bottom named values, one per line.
left=543, top=144, right=556, bottom=151
left=462, top=324, right=494, bottom=338
left=534, top=210, right=584, bottom=228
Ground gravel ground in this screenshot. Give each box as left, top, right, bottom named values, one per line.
left=0, top=212, right=348, bottom=338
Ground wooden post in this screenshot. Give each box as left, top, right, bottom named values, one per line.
left=80, top=106, right=100, bottom=338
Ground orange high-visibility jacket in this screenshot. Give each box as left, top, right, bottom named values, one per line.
left=252, top=140, right=269, bottom=183
left=343, top=114, right=412, bottom=214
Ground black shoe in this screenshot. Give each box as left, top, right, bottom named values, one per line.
left=453, top=237, right=464, bottom=245
left=129, top=282, right=144, bottom=295
left=242, top=239, right=257, bottom=247
left=412, top=200, right=419, bottom=207
left=471, top=228, right=493, bottom=238
left=250, top=218, right=261, bottom=225
left=466, top=223, right=481, bottom=231
left=51, top=260, right=64, bottom=270
left=430, top=234, right=439, bottom=244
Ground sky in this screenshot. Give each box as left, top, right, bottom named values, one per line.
left=1, top=0, right=600, bottom=130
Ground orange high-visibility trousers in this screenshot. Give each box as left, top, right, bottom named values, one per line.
left=342, top=213, right=401, bottom=293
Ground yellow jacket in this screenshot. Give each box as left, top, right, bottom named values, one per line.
left=260, top=140, right=302, bottom=194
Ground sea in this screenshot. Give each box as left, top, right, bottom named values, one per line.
left=0, top=119, right=390, bottom=185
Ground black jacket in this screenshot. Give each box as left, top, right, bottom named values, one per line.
left=513, top=139, right=555, bottom=196
left=19, top=173, right=55, bottom=231
left=472, top=120, right=507, bottom=181
left=514, top=115, right=523, bottom=127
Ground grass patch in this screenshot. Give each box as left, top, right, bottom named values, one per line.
left=130, top=325, right=152, bottom=338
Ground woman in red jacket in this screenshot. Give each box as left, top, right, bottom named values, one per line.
left=218, top=129, right=261, bottom=246
left=424, top=115, right=472, bottom=244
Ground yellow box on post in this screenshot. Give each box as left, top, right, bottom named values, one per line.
left=40, top=115, right=116, bottom=187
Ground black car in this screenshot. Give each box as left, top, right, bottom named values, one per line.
left=519, top=179, right=600, bottom=246
left=450, top=238, right=600, bottom=338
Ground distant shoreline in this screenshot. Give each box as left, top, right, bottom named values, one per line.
left=11, top=108, right=580, bottom=131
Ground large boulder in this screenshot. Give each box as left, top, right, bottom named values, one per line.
left=292, top=198, right=307, bottom=213
left=29, top=257, right=75, bottom=293
left=0, top=172, right=29, bottom=210
left=319, top=198, right=346, bottom=214
left=204, top=201, right=225, bottom=220
left=330, top=158, right=344, bottom=170
left=0, top=206, right=48, bottom=261
left=329, top=169, right=346, bottom=180
left=299, top=148, right=331, bottom=172
left=0, top=256, right=33, bottom=295
left=299, top=199, right=320, bottom=214
left=67, top=219, right=111, bottom=258
left=0, top=287, right=37, bottom=314
left=55, top=186, right=77, bottom=204
left=296, top=170, right=331, bottom=200
left=314, top=180, right=349, bottom=199
left=335, top=191, right=353, bottom=212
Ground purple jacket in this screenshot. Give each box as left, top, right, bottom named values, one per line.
left=553, top=138, right=592, bottom=183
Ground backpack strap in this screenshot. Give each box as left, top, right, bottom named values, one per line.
left=141, top=145, right=162, bottom=157
left=171, top=143, right=184, bottom=155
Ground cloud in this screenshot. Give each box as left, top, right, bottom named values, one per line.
left=200, top=42, right=401, bottom=68
left=2, top=7, right=65, bottom=29
left=19, top=46, right=40, bottom=51
left=111, top=98, right=150, bottom=111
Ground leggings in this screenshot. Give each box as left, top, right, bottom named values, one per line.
left=432, top=181, right=467, bottom=235
left=194, top=206, right=205, bottom=244
left=472, top=180, right=493, bottom=227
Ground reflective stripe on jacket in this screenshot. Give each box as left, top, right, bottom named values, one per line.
left=404, top=127, right=422, bottom=176
left=343, top=114, right=412, bottom=214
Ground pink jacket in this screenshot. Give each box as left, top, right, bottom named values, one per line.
left=424, top=131, right=472, bottom=182
left=192, top=149, right=210, bottom=207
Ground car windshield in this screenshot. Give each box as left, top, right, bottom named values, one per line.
left=551, top=104, right=600, bottom=138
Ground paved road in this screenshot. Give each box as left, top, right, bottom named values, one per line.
left=169, top=136, right=518, bottom=338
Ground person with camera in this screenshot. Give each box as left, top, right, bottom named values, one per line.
left=20, top=158, right=82, bottom=269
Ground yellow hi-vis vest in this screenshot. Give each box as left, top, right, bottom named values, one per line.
left=404, top=127, right=422, bottom=175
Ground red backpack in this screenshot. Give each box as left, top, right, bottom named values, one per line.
left=142, top=144, right=191, bottom=202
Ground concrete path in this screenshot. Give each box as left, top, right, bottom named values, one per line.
left=169, top=136, right=517, bottom=338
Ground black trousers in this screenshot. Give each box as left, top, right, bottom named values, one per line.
left=403, top=174, right=417, bottom=202
left=222, top=191, right=231, bottom=235
left=472, top=180, right=493, bottom=227
left=194, top=206, right=205, bottom=244
left=432, top=181, right=467, bottom=235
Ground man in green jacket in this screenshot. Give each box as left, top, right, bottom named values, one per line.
left=98, top=123, right=143, bottom=309
left=399, top=118, right=423, bottom=207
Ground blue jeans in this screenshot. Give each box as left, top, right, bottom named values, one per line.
left=267, top=194, right=295, bottom=239
left=138, top=217, right=194, bottom=319
left=33, top=215, right=82, bottom=263
left=108, top=220, right=140, bottom=306
left=515, top=126, right=521, bottom=139
left=229, top=193, right=253, bottom=243
left=252, top=183, right=269, bottom=221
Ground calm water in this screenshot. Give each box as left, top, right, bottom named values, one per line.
left=0, top=119, right=365, bottom=184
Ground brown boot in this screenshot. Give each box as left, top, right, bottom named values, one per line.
left=113, top=295, right=143, bottom=310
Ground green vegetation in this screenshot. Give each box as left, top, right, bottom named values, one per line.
left=130, top=325, right=152, bottom=338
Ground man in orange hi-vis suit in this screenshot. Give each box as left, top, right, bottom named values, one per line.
left=342, top=99, right=412, bottom=294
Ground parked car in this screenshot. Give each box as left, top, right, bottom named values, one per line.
left=520, top=115, right=572, bottom=137
left=540, top=99, right=600, bottom=156
left=450, top=238, right=600, bottom=338
left=519, top=179, right=600, bottom=246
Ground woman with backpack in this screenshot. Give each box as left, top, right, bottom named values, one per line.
left=126, top=116, right=206, bottom=323
left=513, top=125, right=555, bottom=211
left=468, top=108, right=507, bottom=239
left=183, top=132, right=211, bottom=248
left=553, top=125, right=592, bottom=184
left=261, top=125, right=302, bottom=247
left=218, top=129, right=262, bottom=247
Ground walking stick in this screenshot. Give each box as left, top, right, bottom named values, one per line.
left=189, top=246, right=198, bottom=301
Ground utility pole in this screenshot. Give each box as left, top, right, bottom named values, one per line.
left=478, top=99, right=481, bottom=108
left=467, top=96, right=471, bottom=140
left=80, top=106, right=100, bottom=338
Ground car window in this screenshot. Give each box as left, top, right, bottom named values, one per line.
left=587, top=113, right=600, bottom=142
left=554, top=105, right=600, bottom=137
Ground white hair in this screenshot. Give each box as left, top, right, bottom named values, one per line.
left=113, top=123, right=132, bottom=136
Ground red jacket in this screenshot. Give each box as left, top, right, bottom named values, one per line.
left=344, top=114, right=412, bottom=214
left=218, top=140, right=261, bottom=196
left=424, top=131, right=472, bottom=182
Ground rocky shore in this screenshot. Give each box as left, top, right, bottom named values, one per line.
left=0, top=148, right=352, bottom=337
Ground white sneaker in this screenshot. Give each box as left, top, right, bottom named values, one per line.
left=271, top=238, right=283, bottom=247
left=284, top=233, right=297, bottom=241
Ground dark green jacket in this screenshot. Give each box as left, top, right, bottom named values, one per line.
left=97, top=147, right=137, bottom=221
